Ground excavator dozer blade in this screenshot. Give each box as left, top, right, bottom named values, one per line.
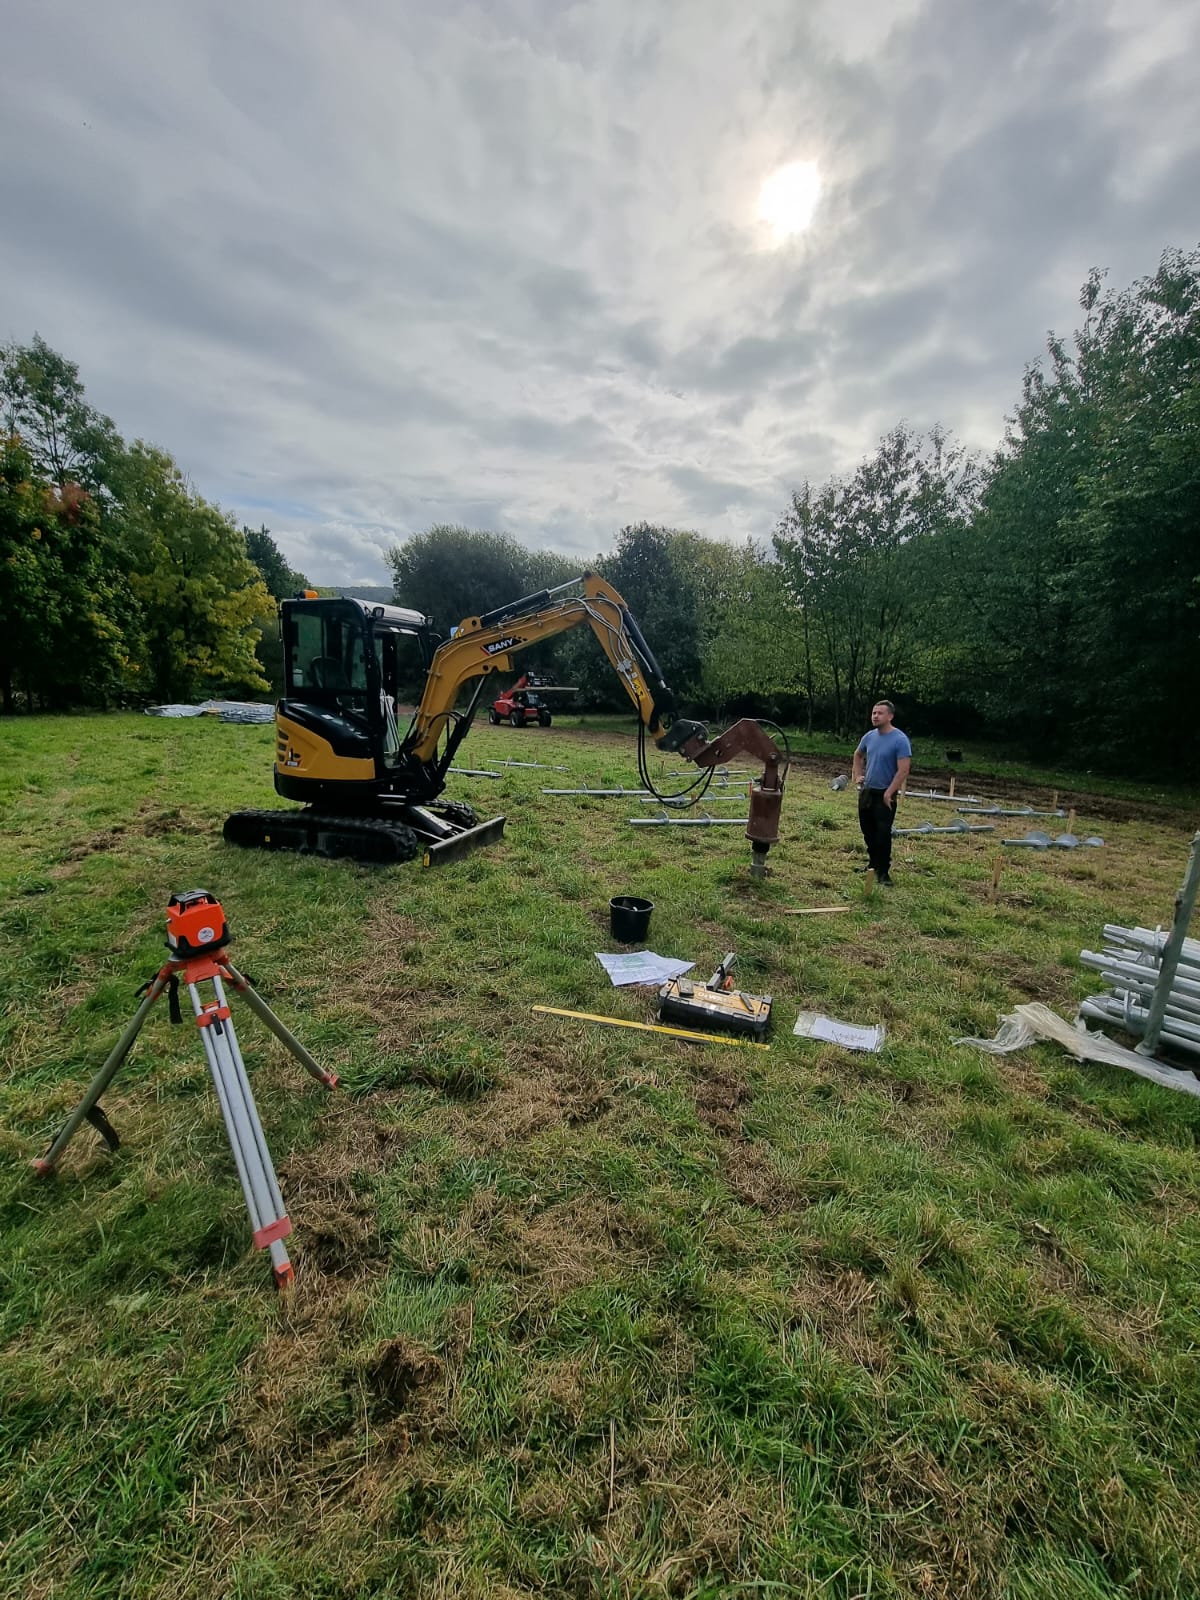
left=421, top=814, right=507, bottom=868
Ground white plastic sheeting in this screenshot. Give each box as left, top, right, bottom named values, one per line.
left=954, top=1002, right=1200, bottom=1098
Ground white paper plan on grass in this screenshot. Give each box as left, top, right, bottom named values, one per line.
left=595, top=951, right=696, bottom=987
left=794, top=1012, right=886, bottom=1052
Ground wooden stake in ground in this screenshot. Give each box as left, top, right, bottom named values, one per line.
left=989, top=854, right=1003, bottom=904
left=1052, top=789, right=1058, bottom=812
left=1067, top=808, right=1076, bottom=833
left=863, top=869, right=875, bottom=899
left=949, top=775, right=956, bottom=798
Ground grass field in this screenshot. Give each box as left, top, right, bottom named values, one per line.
left=2, top=711, right=1200, bottom=1600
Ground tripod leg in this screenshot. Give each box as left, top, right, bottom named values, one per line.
left=221, top=962, right=338, bottom=1089
left=192, top=980, right=294, bottom=1288
left=32, top=973, right=169, bottom=1175
left=212, top=983, right=293, bottom=1239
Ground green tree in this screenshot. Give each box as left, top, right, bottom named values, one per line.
left=597, top=524, right=704, bottom=706
left=774, top=427, right=977, bottom=734
left=243, top=524, right=309, bottom=695
left=385, top=525, right=591, bottom=698
left=691, top=539, right=806, bottom=721
left=925, top=247, right=1200, bottom=768
left=243, top=524, right=307, bottom=600
left=0, top=435, right=130, bottom=712
left=1, top=335, right=122, bottom=488
left=385, top=526, right=535, bottom=633
left=1068, top=250, right=1200, bottom=762
left=114, top=445, right=271, bottom=701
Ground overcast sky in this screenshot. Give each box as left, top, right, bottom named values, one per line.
left=3, top=0, right=1198, bottom=582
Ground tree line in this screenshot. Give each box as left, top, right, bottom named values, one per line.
left=388, top=247, right=1200, bottom=775
left=4, top=244, right=1196, bottom=775
left=0, top=337, right=307, bottom=712
left=774, top=247, right=1199, bottom=770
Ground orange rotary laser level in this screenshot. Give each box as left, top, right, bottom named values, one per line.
left=165, top=889, right=230, bottom=957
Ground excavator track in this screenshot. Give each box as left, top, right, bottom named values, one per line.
left=223, top=809, right=420, bottom=865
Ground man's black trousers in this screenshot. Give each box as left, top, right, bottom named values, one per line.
left=857, top=787, right=895, bottom=875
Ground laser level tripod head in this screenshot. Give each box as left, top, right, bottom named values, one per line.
left=165, top=890, right=230, bottom=958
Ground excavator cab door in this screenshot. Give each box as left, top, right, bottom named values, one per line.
left=371, top=624, right=427, bottom=767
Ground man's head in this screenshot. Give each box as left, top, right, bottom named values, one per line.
left=871, top=700, right=896, bottom=731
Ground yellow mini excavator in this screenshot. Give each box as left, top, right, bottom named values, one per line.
left=223, top=572, right=789, bottom=868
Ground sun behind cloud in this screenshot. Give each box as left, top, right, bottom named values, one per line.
left=757, top=160, right=822, bottom=240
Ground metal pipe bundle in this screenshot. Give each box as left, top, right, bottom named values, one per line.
left=1080, top=951, right=1200, bottom=1008
left=893, top=820, right=995, bottom=837
left=1100, top=925, right=1200, bottom=972
left=1079, top=996, right=1200, bottom=1052
left=1081, top=834, right=1200, bottom=1060
left=629, top=813, right=749, bottom=827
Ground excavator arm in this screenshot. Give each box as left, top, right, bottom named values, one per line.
left=404, top=571, right=789, bottom=876
left=404, top=573, right=672, bottom=764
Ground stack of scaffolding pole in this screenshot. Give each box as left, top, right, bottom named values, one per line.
left=1078, top=832, right=1200, bottom=1060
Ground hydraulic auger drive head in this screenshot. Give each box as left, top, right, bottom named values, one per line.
left=657, top=718, right=789, bottom=879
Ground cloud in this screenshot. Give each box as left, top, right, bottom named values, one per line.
left=1, top=0, right=1197, bottom=581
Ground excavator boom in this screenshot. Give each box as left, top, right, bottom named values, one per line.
left=405, top=573, right=671, bottom=764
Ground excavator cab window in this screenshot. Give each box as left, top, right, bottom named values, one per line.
left=288, top=604, right=370, bottom=721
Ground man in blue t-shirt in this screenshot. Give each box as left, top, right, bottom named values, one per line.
left=852, top=700, right=912, bottom=886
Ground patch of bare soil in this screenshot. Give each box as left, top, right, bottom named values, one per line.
left=883, top=1079, right=920, bottom=1103
left=982, top=952, right=1078, bottom=1010
left=54, top=805, right=208, bottom=863
left=442, top=1039, right=614, bottom=1156
left=486, top=1196, right=657, bottom=1290
left=690, top=1062, right=804, bottom=1214
left=60, top=826, right=127, bottom=861
left=722, top=1141, right=803, bottom=1213
left=132, top=802, right=208, bottom=836
left=363, top=1335, right=445, bottom=1422
left=279, top=1105, right=407, bottom=1277
left=990, top=1054, right=1052, bottom=1101
left=228, top=1292, right=448, bottom=1493
left=47, top=979, right=93, bottom=1012
left=693, top=1066, right=752, bottom=1138
left=788, top=1263, right=892, bottom=1373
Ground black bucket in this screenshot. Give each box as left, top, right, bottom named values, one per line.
left=610, top=895, right=654, bottom=943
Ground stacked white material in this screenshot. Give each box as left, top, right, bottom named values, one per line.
left=1079, top=925, right=1200, bottom=1057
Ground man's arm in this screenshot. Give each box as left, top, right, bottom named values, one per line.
left=885, top=756, right=911, bottom=805
left=852, top=740, right=866, bottom=786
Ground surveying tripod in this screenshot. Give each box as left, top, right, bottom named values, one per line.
left=32, top=891, right=337, bottom=1288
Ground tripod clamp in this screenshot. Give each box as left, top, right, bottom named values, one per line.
left=32, top=891, right=336, bottom=1289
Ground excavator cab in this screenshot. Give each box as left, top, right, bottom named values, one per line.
left=276, top=597, right=432, bottom=796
